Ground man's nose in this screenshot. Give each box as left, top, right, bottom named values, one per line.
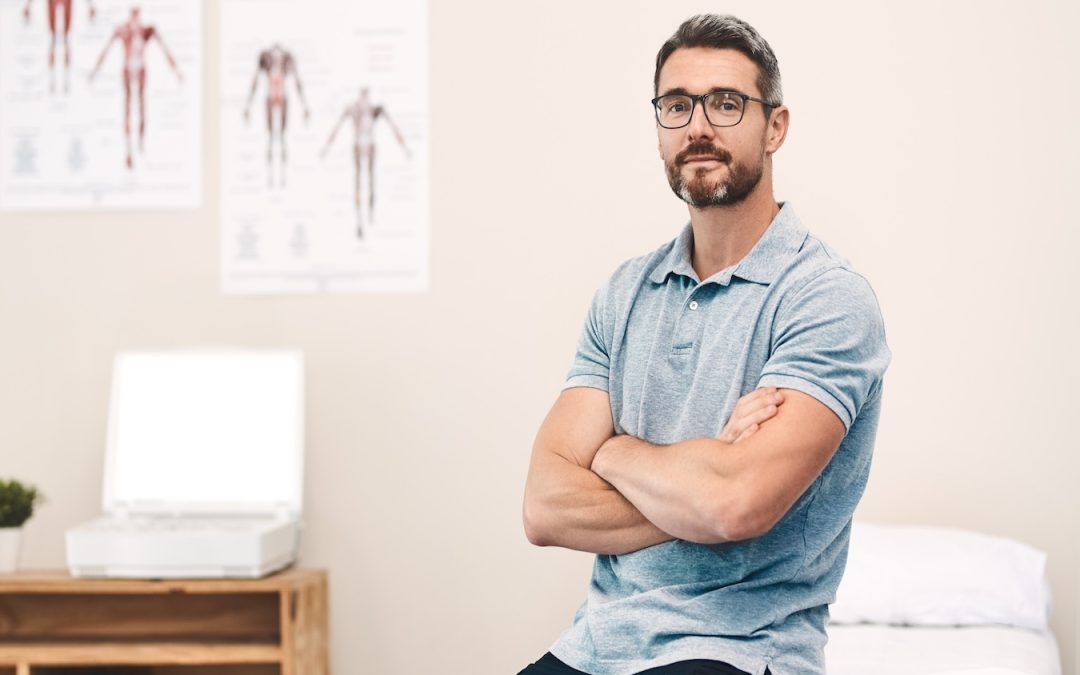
left=686, top=99, right=716, bottom=140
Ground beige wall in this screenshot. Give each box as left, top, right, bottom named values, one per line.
left=2, top=0, right=1078, bottom=673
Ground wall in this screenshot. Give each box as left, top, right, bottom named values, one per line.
left=2, top=0, right=1078, bottom=673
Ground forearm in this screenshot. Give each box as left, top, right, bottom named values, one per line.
left=523, top=452, right=673, bottom=555
left=591, top=435, right=747, bottom=544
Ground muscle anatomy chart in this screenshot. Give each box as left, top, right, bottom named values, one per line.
left=20, top=0, right=98, bottom=94
left=244, top=43, right=309, bottom=188
left=0, top=0, right=201, bottom=209
left=89, top=5, right=183, bottom=170
left=220, top=0, right=428, bottom=294
left=321, top=86, right=410, bottom=238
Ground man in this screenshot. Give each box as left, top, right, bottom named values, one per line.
left=521, top=14, right=890, bottom=675
left=89, top=6, right=183, bottom=170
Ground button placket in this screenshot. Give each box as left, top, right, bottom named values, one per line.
left=672, top=285, right=707, bottom=355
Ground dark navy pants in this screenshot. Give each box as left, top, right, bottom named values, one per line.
left=517, top=652, right=771, bottom=675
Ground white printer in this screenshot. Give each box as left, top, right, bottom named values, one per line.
left=66, top=349, right=305, bottom=578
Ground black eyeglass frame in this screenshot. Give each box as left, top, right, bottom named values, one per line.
left=650, top=90, right=778, bottom=129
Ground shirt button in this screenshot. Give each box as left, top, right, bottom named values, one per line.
left=689, top=301, right=699, bottom=310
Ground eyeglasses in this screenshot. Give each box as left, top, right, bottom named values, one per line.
left=651, top=91, right=776, bottom=129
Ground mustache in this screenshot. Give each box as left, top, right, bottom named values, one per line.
left=675, top=142, right=732, bottom=166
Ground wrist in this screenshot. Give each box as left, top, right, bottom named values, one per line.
left=591, top=434, right=617, bottom=477
left=591, top=435, right=624, bottom=478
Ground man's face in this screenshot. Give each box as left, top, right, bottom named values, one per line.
left=656, top=47, right=774, bottom=209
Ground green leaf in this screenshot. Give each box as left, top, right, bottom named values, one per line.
left=0, top=479, right=44, bottom=528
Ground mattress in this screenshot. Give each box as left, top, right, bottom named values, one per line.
left=824, top=624, right=1061, bottom=675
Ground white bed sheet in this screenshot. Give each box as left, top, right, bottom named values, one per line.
left=824, top=624, right=1061, bottom=675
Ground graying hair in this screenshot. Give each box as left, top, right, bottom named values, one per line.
left=654, top=14, right=783, bottom=108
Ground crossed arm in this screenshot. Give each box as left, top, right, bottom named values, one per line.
left=522, top=387, right=670, bottom=555
left=522, top=385, right=846, bottom=554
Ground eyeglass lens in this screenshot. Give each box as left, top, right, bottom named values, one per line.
left=656, top=93, right=745, bottom=128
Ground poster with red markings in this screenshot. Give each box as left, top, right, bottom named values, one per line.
left=0, top=0, right=200, bottom=209
left=220, top=0, right=429, bottom=295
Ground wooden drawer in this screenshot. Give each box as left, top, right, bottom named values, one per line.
left=0, top=569, right=328, bottom=675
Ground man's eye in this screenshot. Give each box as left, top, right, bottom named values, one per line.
left=668, top=102, right=688, bottom=113
left=709, top=96, right=739, bottom=112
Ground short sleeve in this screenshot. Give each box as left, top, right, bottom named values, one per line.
left=564, top=283, right=611, bottom=392
left=758, top=269, right=891, bottom=430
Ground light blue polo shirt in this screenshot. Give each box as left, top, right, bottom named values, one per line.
left=550, top=203, right=891, bottom=675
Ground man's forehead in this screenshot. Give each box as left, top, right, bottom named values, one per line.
left=657, top=47, right=761, bottom=97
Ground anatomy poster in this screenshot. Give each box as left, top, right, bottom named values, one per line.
left=220, top=0, right=428, bottom=294
left=0, top=0, right=201, bottom=209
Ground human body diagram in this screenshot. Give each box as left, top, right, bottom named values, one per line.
left=89, top=6, right=182, bottom=169
left=321, top=87, right=409, bottom=237
left=21, top=0, right=97, bottom=93
left=244, top=43, right=309, bottom=188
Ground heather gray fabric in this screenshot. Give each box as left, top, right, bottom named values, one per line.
left=550, top=203, right=891, bottom=675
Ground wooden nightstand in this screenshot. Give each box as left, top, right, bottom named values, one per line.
left=0, top=567, right=328, bottom=675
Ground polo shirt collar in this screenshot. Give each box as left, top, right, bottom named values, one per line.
left=648, top=202, right=809, bottom=286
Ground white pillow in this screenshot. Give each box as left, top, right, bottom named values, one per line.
left=830, top=522, right=1051, bottom=630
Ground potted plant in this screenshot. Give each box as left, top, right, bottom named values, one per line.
left=0, top=478, right=44, bottom=573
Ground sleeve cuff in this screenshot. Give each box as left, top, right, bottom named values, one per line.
left=757, top=372, right=853, bottom=430
left=563, top=373, right=609, bottom=393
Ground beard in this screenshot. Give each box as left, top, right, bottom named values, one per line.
left=665, top=140, right=765, bottom=208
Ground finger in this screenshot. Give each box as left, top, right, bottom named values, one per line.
left=730, top=389, right=764, bottom=420
left=722, top=389, right=784, bottom=441
left=733, top=387, right=780, bottom=414
left=728, top=404, right=780, bottom=439
left=724, top=404, right=775, bottom=441
left=743, top=404, right=780, bottom=427
left=734, top=423, right=759, bottom=443
left=722, top=419, right=749, bottom=442
left=731, top=390, right=783, bottom=424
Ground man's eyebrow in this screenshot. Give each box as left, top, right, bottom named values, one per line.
left=658, top=86, right=750, bottom=98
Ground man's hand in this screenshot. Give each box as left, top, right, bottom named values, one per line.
left=718, top=387, right=784, bottom=443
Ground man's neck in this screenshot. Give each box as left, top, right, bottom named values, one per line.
left=688, top=183, right=780, bottom=282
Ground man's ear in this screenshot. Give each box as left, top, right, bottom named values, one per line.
left=765, top=105, right=790, bottom=155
